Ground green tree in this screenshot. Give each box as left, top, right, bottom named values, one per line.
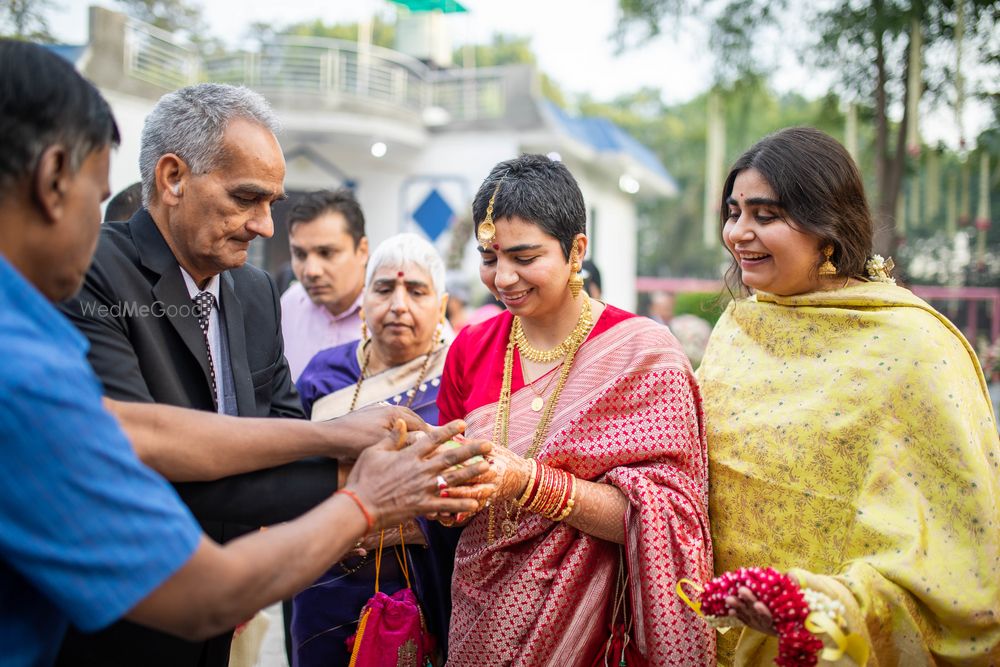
left=615, top=0, right=1000, bottom=259
left=117, top=0, right=203, bottom=36
left=1, top=0, right=55, bottom=41
left=272, top=16, right=397, bottom=47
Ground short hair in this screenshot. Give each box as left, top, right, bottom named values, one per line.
left=365, top=233, right=446, bottom=296
left=104, top=181, right=143, bottom=222
left=472, top=154, right=586, bottom=260
left=287, top=188, right=366, bottom=248
left=139, top=83, right=279, bottom=206
left=721, top=127, right=873, bottom=295
left=0, top=40, right=120, bottom=194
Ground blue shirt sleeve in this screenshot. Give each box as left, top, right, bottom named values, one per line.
left=0, top=349, right=202, bottom=632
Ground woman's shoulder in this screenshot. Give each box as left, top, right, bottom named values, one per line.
left=299, top=339, right=362, bottom=387
left=452, top=309, right=512, bottom=350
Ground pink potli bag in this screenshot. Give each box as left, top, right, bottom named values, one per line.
left=346, top=527, right=436, bottom=667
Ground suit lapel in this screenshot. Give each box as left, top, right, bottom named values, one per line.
left=131, top=209, right=216, bottom=395
left=220, top=272, right=255, bottom=415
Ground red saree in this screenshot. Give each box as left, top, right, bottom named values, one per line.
left=438, top=306, right=714, bottom=666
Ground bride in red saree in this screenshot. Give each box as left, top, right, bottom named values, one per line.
left=437, top=155, right=714, bottom=666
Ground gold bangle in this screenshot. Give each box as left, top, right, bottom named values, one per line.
left=516, top=459, right=539, bottom=507
left=526, top=463, right=549, bottom=514
left=554, top=474, right=577, bottom=521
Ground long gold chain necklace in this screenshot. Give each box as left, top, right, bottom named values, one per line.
left=487, top=297, right=593, bottom=543
left=349, top=338, right=438, bottom=412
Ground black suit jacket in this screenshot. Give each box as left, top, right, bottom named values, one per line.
left=56, top=209, right=338, bottom=667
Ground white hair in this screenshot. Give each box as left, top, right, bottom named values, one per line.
left=139, top=83, right=280, bottom=206
left=365, top=233, right=446, bottom=296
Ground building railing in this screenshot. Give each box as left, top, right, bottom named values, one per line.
left=122, top=19, right=508, bottom=121
left=203, top=38, right=429, bottom=111
left=123, top=19, right=199, bottom=89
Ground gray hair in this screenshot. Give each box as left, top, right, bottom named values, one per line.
left=139, top=83, right=280, bottom=206
left=366, top=233, right=446, bottom=296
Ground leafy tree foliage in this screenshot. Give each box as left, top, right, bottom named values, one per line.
left=1, top=0, right=55, bottom=41
left=615, top=0, right=1000, bottom=260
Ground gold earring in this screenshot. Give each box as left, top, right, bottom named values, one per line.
left=360, top=315, right=368, bottom=342
left=568, top=247, right=584, bottom=298
left=818, top=245, right=838, bottom=276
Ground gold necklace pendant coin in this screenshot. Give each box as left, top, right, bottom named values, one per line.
left=531, top=396, right=544, bottom=412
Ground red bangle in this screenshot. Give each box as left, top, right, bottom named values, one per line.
left=336, top=489, right=374, bottom=531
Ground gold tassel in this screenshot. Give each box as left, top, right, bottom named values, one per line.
left=568, top=248, right=584, bottom=297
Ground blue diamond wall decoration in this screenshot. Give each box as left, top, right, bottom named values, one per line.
left=412, top=189, right=454, bottom=241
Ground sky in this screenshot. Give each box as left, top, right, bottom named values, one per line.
left=47, top=0, right=990, bottom=147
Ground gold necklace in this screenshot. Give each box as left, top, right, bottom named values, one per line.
left=487, top=297, right=594, bottom=543
left=349, top=338, right=438, bottom=413
left=522, top=360, right=560, bottom=412
left=512, top=297, right=594, bottom=363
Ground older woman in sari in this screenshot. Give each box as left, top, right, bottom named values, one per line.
left=437, top=154, right=715, bottom=665
left=291, top=233, right=461, bottom=666
left=698, top=127, right=1000, bottom=665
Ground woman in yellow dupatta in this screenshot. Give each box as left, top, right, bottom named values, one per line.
left=697, top=127, right=1000, bottom=666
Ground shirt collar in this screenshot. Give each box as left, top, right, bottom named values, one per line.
left=179, top=267, right=221, bottom=301
left=329, top=290, right=364, bottom=322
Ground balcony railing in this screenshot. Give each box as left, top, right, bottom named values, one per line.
left=121, top=21, right=506, bottom=122
left=123, top=19, right=198, bottom=89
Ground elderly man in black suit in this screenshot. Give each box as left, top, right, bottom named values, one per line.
left=57, top=83, right=393, bottom=666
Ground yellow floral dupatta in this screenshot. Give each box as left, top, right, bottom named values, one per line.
left=697, top=282, right=1000, bottom=666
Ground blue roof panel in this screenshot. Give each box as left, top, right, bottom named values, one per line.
left=543, top=101, right=676, bottom=190
left=43, top=44, right=86, bottom=64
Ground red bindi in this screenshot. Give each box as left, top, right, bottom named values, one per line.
left=397, top=271, right=404, bottom=278
left=492, top=243, right=499, bottom=250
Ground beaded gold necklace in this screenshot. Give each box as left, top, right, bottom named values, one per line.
left=349, top=337, right=439, bottom=412
left=487, top=297, right=594, bottom=543
left=511, top=300, right=594, bottom=363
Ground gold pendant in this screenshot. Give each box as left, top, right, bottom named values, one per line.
left=501, top=519, right=517, bottom=537
left=531, top=396, right=544, bottom=412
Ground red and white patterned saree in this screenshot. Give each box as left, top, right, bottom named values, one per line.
left=438, top=306, right=715, bottom=666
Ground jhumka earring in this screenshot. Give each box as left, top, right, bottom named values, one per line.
left=568, top=247, right=584, bottom=298
left=360, top=313, right=369, bottom=343
left=477, top=181, right=502, bottom=248
left=818, top=244, right=838, bottom=276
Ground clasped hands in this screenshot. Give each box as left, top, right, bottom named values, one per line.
left=339, top=413, right=498, bottom=551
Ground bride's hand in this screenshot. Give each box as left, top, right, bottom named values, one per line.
left=485, top=445, right=532, bottom=504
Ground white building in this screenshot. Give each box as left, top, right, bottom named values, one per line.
left=60, top=6, right=678, bottom=311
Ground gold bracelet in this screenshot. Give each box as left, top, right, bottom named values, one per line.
left=526, top=463, right=550, bottom=514
left=554, top=474, right=577, bottom=521
left=516, top=459, right=539, bottom=507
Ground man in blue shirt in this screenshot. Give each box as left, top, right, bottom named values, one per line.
left=0, top=40, right=491, bottom=666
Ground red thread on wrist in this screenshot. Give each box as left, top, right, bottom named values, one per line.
left=336, top=489, right=374, bottom=531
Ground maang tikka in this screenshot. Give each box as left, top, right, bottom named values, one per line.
left=477, top=181, right=503, bottom=248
